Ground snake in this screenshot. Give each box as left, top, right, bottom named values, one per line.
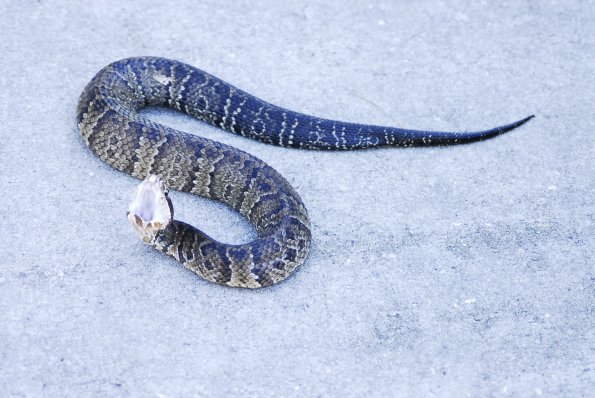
left=77, top=56, right=533, bottom=288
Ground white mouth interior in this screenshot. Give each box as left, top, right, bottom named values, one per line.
left=127, top=175, right=172, bottom=242
left=137, top=182, right=159, bottom=221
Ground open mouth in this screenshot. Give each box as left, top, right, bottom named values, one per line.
left=127, top=175, right=173, bottom=243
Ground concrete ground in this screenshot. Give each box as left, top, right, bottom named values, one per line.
left=1, top=1, right=593, bottom=397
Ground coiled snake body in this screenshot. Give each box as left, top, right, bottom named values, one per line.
left=77, top=57, right=532, bottom=288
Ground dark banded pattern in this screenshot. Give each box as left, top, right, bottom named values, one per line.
left=77, top=57, right=532, bottom=288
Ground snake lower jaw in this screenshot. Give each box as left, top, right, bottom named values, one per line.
left=127, top=175, right=173, bottom=244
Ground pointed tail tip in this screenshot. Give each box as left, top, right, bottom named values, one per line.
left=520, top=114, right=535, bottom=124
left=503, top=114, right=535, bottom=132
left=474, top=114, right=535, bottom=142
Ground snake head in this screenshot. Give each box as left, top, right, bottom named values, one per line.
left=127, top=175, right=173, bottom=244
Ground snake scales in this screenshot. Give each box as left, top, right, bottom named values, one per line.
left=77, top=56, right=533, bottom=288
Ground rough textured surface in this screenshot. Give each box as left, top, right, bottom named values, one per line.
left=78, top=56, right=530, bottom=290
left=1, top=0, right=593, bottom=396
left=78, top=57, right=313, bottom=288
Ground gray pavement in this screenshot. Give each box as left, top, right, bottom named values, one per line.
left=1, top=1, right=593, bottom=396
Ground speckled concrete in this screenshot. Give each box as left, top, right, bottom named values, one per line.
left=1, top=1, right=593, bottom=397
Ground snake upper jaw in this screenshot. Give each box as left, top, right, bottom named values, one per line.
left=127, top=174, right=173, bottom=244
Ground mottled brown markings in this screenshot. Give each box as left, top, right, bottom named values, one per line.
left=131, top=127, right=168, bottom=179
left=78, top=57, right=314, bottom=288
left=190, top=143, right=225, bottom=197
